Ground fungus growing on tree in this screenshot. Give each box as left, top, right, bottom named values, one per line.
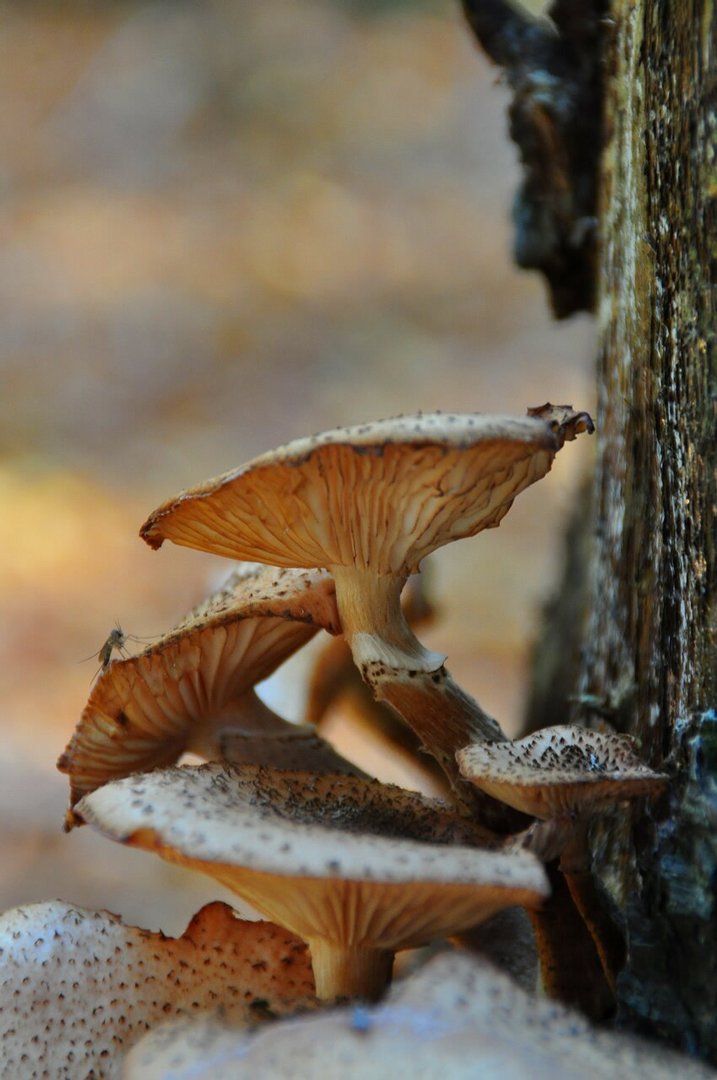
left=74, top=763, right=548, bottom=1001
left=58, top=564, right=358, bottom=825
left=139, top=408, right=593, bottom=805
left=0, top=900, right=317, bottom=1079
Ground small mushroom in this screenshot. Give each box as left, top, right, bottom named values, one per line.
left=58, top=564, right=359, bottom=825
left=0, top=899, right=316, bottom=1079
left=123, top=949, right=715, bottom=1080
left=74, top=764, right=548, bottom=1002
left=456, top=725, right=668, bottom=821
left=139, top=409, right=593, bottom=807
left=457, top=725, right=669, bottom=1000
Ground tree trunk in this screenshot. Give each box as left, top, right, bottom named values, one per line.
left=465, top=0, right=716, bottom=1061
left=464, top=0, right=717, bottom=1062
left=577, top=0, right=717, bottom=1061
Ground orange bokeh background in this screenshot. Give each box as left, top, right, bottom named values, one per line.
left=0, top=0, right=594, bottom=930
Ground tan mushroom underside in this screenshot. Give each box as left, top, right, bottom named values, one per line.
left=58, top=566, right=343, bottom=814
left=75, top=764, right=548, bottom=999
left=140, top=414, right=560, bottom=574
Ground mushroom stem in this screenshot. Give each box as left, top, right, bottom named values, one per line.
left=562, top=867, right=626, bottom=993
left=526, top=862, right=615, bottom=1020
left=306, top=938, right=394, bottom=1002
left=558, top=826, right=626, bottom=992
left=186, top=689, right=289, bottom=758
left=331, top=566, right=508, bottom=798
left=525, top=816, right=626, bottom=992
left=330, top=566, right=441, bottom=674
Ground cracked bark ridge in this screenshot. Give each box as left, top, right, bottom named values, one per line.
left=462, top=0, right=607, bottom=317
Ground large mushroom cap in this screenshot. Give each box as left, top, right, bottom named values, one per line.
left=456, top=725, right=669, bottom=819
left=139, top=411, right=572, bottom=573
left=58, top=565, right=343, bottom=816
left=75, top=764, right=548, bottom=999
left=123, top=950, right=715, bottom=1080
left=0, top=900, right=316, bottom=1080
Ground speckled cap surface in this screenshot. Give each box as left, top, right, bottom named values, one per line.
left=456, top=725, right=669, bottom=819
left=75, top=764, right=548, bottom=953
left=123, top=949, right=714, bottom=1080
left=0, top=900, right=316, bottom=1080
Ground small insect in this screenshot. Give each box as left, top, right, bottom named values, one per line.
left=82, top=623, right=154, bottom=681
left=97, top=625, right=129, bottom=670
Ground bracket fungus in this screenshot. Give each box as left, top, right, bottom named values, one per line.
left=457, top=725, right=669, bottom=1000
left=140, top=408, right=593, bottom=804
left=123, top=950, right=716, bottom=1080
left=0, top=900, right=316, bottom=1079
left=59, top=564, right=358, bottom=824
left=74, top=764, right=548, bottom=1002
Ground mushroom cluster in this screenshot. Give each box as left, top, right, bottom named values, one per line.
left=5, top=407, right=683, bottom=1075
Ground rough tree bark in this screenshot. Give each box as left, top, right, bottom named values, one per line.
left=578, top=1, right=717, bottom=1061
left=464, top=0, right=717, bottom=1066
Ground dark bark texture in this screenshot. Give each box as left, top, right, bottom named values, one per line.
left=464, top=0, right=716, bottom=1060
left=583, top=1, right=717, bottom=1060
left=530, top=0, right=717, bottom=1063
left=462, top=0, right=607, bottom=316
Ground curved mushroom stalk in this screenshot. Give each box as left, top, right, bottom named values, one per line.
left=306, top=634, right=452, bottom=797
left=457, top=724, right=669, bottom=1006
left=306, top=569, right=454, bottom=794
left=74, top=764, right=549, bottom=1002
left=139, top=409, right=593, bottom=800
left=332, top=565, right=504, bottom=782
left=526, top=861, right=616, bottom=1019
left=58, top=565, right=352, bottom=823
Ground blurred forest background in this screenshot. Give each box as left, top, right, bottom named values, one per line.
left=0, top=0, right=594, bottom=930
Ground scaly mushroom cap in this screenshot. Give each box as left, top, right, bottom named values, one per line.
left=123, top=950, right=715, bottom=1080
left=75, top=764, right=548, bottom=999
left=58, top=565, right=344, bottom=816
left=139, top=411, right=574, bottom=573
left=456, top=725, right=669, bottom=819
left=0, top=900, right=316, bottom=1080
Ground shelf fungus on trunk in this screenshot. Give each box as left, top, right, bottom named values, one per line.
left=0, top=899, right=317, bottom=1080
left=139, top=407, right=593, bottom=811
left=73, top=763, right=548, bottom=1003
left=58, top=564, right=361, bottom=828
left=457, top=725, right=669, bottom=1010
